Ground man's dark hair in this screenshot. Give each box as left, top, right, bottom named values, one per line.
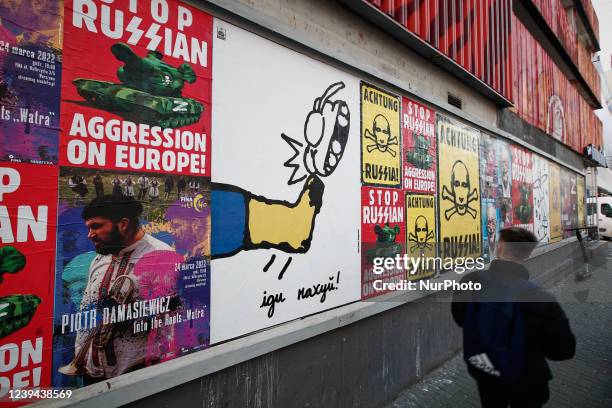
left=499, top=226, right=538, bottom=260
left=81, top=194, right=143, bottom=227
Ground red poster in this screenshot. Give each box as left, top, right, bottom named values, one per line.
left=60, top=0, right=213, bottom=176
left=402, top=98, right=436, bottom=194
left=361, top=186, right=405, bottom=299
left=511, top=145, right=534, bottom=231
left=0, top=163, right=58, bottom=402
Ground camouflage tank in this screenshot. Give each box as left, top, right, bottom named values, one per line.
left=0, top=295, right=41, bottom=339
left=406, top=134, right=433, bottom=170
left=0, top=245, right=26, bottom=283
left=73, top=43, right=204, bottom=128
left=515, top=184, right=533, bottom=224
left=366, top=242, right=403, bottom=263
left=366, top=224, right=403, bottom=262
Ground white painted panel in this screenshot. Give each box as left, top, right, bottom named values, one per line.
left=210, top=20, right=361, bottom=343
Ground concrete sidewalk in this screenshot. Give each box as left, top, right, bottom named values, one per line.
left=386, top=243, right=612, bottom=408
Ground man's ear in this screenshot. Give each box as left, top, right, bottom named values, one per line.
left=117, top=218, right=130, bottom=235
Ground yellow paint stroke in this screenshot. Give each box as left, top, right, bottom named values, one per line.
left=248, top=197, right=316, bottom=250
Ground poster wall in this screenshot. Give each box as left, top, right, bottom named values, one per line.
left=511, top=146, right=534, bottom=231
left=0, top=163, right=58, bottom=401
left=437, top=114, right=481, bottom=263
left=0, top=1, right=62, bottom=164
left=533, top=155, right=550, bottom=243
left=402, top=98, right=436, bottom=194
left=52, top=0, right=213, bottom=388
left=361, top=83, right=401, bottom=187
left=549, top=162, right=562, bottom=242
left=480, top=134, right=499, bottom=262
left=210, top=21, right=360, bottom=342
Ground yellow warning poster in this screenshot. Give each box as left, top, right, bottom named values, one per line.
left=437, top=114, right=481, bottom=261
left=577, top=175, right=585, bottom=228
left=549, top=161, right=562, bottom=242
left=361, top=82, right=401, bottom=187
left=406, top=193, right=437, bottom=280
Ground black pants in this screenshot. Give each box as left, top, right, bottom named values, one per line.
left=476, top=378, right=550, bottom=408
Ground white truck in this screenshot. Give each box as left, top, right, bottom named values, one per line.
left=598, top=196, right=612, bottom=239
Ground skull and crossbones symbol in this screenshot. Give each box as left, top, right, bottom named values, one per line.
left=408, top=215, right=434, bottom=251
left=365, top=114, right=398, bottom=157
left=441, top=160, right=478, bottom=220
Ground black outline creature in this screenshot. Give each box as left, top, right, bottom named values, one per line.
left=533, top=170, right=549, bottom=240
left=364, top=114, right=398, bottom=157
left=441, top=160, right=478, bottom=220
left=283, top=82, right=350, bottom=185
left=212, top=82, right=350, bottom=262
left=408, top=215, right=434, bottom=251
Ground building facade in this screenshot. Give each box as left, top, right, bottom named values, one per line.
left=0, top=1, right=603, bottom=407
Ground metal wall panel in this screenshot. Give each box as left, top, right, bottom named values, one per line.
left=529, top=0, right=600, bottom=98
left=363, top=0, right=512, bottom=100
left=362, top=0, right=601, bottom=152
left=511, top=16, right=601, bottom=153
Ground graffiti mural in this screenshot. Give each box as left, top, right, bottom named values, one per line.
left=209, top=21, right=360, bottom=342
left=549, top=162, right=562, bottom=242
left=533, top=155, right=550, bottom=242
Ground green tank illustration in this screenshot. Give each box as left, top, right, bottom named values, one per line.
left=0, top=246, right=26, bottom=283
left=0, top=295, right=41, bottom=339
left=366, top=224, right=402, bottom=262
left=405, top=134, right=433, bottom=170
left=73, top=43, right=204, bottom=128
left=515, top=184, right=533, bottom=223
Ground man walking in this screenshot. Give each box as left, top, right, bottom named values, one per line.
left=452, top=227, right=575, bottom=407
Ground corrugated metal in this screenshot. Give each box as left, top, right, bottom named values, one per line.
left=577, top=32, right=600, bottom=96
left=527, top=0, right=599, bottom=98
left=364, top=0, right=512, bottom=100
left=511, top=16, right=601, bottom=153
left=530, top=0, right=577, bottom=64
left=363, top=0, right=601, bottom=152
left=578, top=0, right=599, bottom=45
